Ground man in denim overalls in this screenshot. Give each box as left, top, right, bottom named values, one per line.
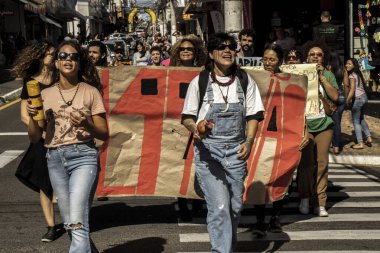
left=182, top=33, right=264, bottom=253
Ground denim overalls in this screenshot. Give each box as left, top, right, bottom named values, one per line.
left=194, top=78, right=248, bottom=253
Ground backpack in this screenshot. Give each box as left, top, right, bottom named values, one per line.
left=182, top=68, right=249, bottom=159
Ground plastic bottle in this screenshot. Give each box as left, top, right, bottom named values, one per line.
left=26, top=80, right=45, bottom=121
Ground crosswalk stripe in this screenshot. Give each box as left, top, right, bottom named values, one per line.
left=178, top=252, right=380, bottom=253
left=328, top=174, right=379, bottom=179
left=179, top=213, right=380, bottom=227
left=0, top=150, right=24, bottom=168
left=329, top=182, right=380, bottom=187
left=291, top=191, right=380, bottom=198
left=179, top=230, right=380, bottom=242
left=0, top=132, right=28, bottom=136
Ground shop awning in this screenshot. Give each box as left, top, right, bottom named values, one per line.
left=40, top=15, right=62, bottom=29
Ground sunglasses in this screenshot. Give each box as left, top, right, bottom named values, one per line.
left=216, top=44, right=237, bottom=51
left=179, top=47, right=195, bottom=52
left=308, top=52, right=323, bottom=57
left=58, top=52, right=79, bottom=61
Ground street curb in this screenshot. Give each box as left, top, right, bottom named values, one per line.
left=329, top=153, right=380, bottom=166
left=0, top=87, right=22, bottom=104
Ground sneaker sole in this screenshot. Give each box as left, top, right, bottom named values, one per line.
left=41, top=238, right=53, bottom=242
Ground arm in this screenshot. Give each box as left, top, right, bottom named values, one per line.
left=238, top=119, right=259, bottom=160
left=346, top=77, right=356, bottom=106
left=317, top=64, right=338, bottom=101
left=182, top=117, right=202, bottom=141
left=343, top=68, right=349, bottom=98
left=71, top=112, right=109, bottom=141
left=20, top=99, right=30, bottom=127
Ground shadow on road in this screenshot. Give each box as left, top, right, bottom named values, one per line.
left=102, top=237, right=166, bottom=253
left=90, top=202, right=178, bottom=232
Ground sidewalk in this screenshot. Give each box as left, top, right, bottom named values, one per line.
left=330, top=108, right=380, bottom=166
left=0, top=78, right=22, bottom=104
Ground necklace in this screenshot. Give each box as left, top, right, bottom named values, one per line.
left=57, top=83, right=80, bottom=106
left=210, top=71, right=236, bottom=87
left=217, top=85, right=229, bottom=104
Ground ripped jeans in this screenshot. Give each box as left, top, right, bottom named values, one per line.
left=47, top=142, right=99, bottom=253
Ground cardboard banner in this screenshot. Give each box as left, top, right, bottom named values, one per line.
left=244, top=64, right=319, bottom=116
left=237, top=57, right=263, bottom=67
left=96, top=66, right=308, bottom=204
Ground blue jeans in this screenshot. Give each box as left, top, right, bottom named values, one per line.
left=351, top=94, right=371, bottom=143
left=194, top=142, right=247, bottom=253
left=332, top=90, right=345, bottom=148
left=47, top=142, right=99, bottom=253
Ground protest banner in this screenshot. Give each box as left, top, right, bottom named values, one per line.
left=96, top=66, right=307, bottom=204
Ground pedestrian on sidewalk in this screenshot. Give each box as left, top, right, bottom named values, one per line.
left=327, top=49, right=348, bottom=154
left=181, top=33, right=264, bottom=252
left=12, top=40, right=64, bottom=242
left=345, top=58, right=373, bottom=149
left=27, top=40, right=108, bottom=253
left=298, top=40, right=339, bottom=217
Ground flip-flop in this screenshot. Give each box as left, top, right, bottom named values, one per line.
left=352, top=144, right=364, bottom=149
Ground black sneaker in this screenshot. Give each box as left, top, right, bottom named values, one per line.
left=251, top=221, right=267, bottom=237
left=41, top=226, right=59, bottom=242
left=41, top=224, right=65, bottom=243
left=268, top=216, right=282, bottom=233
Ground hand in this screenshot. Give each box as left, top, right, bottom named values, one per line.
left=26, top=99, right=39, bottom=119
left=299, top=134, right=310, bottom=151
left=70, top=111, right=90, bottom=128
left=316, top=64, right=325, bottom=76
left=193, top=129, right=203, bottom=141
left=237, top=141, right=252, bottom=160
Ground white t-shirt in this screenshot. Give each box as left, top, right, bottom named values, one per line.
left=182, top=73, right=264, bottom=123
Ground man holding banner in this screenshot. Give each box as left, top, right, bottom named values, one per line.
left=181, top=33, right=264, bottom=253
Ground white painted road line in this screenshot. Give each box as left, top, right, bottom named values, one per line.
left=0, top=150, right=24, bottom=168
left=180, top=230, right=380, bottom=242
left=0, top=132, right=28, bottom=136
left=328, top=174, right=379, bottom=179
left=329, top=182, right=380, bottom=187
left=291, top=191, right=380, bottom=198
left=179, top=213, right=380, bottom=227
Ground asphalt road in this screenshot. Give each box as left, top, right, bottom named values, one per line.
left=1, top=101, right=380, bottom=253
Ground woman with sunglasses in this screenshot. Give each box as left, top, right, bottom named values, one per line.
left=27, top=41, right=108, bottom=253
left=182, top=33, right=264, bottom=252
left=169, top=34, right=207, bottom=67
left=298, top=41, right=339, bottom=217
left=12, top=41, right=64, bottom=242
left=133, top=41, right=150, bottom=66
left=345, top=58, right=372, bottom=149
left=285, top=47, right=303, bottom=64
left=170, top=34, right=208, bottom=222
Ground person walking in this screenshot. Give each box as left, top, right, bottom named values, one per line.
left=170, top=34, right=208, bottom=222
left=181, top=32, right=264, bottom=252
left=12, top=40, right=64, bottom=242
left=27, top=40, right=108, bottom=253
left=345, top=58, right=373, bottom=149
left=298, top=41, right=339, bottom=217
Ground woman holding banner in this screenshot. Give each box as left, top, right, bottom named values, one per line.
left=181, top=33, right=264, bottom=252
left=298, top=41, right=339, bottom=217
left=27, top=41, right=108, bottom=252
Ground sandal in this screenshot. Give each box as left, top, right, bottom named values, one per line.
left=352, top=143, right=364, bottom=149
left=365, top=136, right=373, bottom=147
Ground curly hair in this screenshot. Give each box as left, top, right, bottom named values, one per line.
left=56, top=41, right=102, bottom=93
left=11, top=40, right=55, bottom=80
left=169, top=34, right=207, bottom=67
left=301, top=40, right=330, bottom=66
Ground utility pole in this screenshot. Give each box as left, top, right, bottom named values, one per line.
left=170, top=0, right=177, bottom=44
left=224, top=0, right=242, bottom=39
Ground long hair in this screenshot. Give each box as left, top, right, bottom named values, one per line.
left=346, top=57, right=366, bottom=87
left=328, top=49, right=344, bottom=88
left=11, top=40, right=55, bottom=81
left=135, top=41, right=147, bottom=58
left=56, top=41, right=102, bottom=93
left=169, top=34, right=207, bottom=67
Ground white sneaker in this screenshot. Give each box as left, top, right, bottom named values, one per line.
left=298, top=198, right=309, bottom=214
left=314, top=206, right=328, bottom=217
